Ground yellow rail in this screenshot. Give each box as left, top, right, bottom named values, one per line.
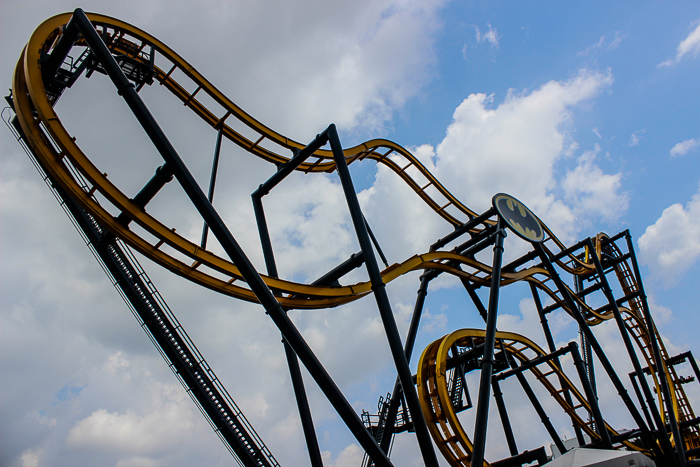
left=11, top=11, right=697, bottom=464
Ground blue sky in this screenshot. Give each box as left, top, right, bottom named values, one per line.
left=1, top=2, right=700, bottom=467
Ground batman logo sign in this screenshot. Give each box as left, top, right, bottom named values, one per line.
left=492, top=193, right=544, bottom=243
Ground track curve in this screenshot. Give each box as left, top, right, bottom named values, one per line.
left=11, top=10, right=698, bottom=465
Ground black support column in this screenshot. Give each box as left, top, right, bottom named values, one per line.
left=470, top=221, right=506, bottom=467
left=71, top=10, right=392, bottom=465
left=328, top=125, right=439, bottom=466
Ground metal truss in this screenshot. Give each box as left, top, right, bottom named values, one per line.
left=8, top=8, right=700, bottom=467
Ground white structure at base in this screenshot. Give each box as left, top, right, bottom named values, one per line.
left=545, top=448, right=656, bottom=467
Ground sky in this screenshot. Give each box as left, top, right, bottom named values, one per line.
left=1, top=1, right=700, bottom=467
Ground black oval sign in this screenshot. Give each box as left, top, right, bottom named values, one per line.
left=492, top=193, right=544, bottom=243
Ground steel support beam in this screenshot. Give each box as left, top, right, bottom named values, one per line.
left=201, top=126, right=224, bottom=249
left=588, top=237, right=678, bottom=462
left=470, top=222, right=506, bottom=467
left=533, top=242, right=662, bottom=458
left=622, top=232, right=685, bottom=466
left=328, top=124, right=438, bottom=466
left=71, top=10, right=392, bottom=465
left=569, top=342, right=611, bottom=448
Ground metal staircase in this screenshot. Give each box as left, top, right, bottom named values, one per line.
left=4, top=105, right=279, bottom=467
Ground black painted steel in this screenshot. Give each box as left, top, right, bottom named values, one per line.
left=490, top=447, right=547, bottom=467
left=430, top=207, right=495, bottom=252
left=515, top=367, right=567, bottom=455
left=309, top=252, right=364, bottom=287
left=252, top=134, right=329, bottom=467
left=630, top=371, right=656, bottom=431
left=328, top=124, right=438, bottom=466
left=40, top=14, right=81, bottom=83
left=470, top=222, right=505, bottom=467
left=116, top=163, right=173, bottom=226
left=532, top=242, right=663, bottom=458
left=70, top=11, right=392, bottom=465
left=492, top=379, right=519, bottom=457
left=587, top=237, right=678, bottom=460
left=622, top=232, right=686, bottom=466
left=573, top=275, right=592, bottom=446
left=282, top=338, right=324, bottom=467
left=531, top=284, right=556, bottom=354
left=364, top=215, right=389, bottom=268
left=53, top=180, right=274, bottom=467
left=569, top=342, right=612, bottom=448
left=201, top=127, right=223, bottom=249
left=379, top=270, right=437, bottom=455
left=252, top=195, right=279, bottom=278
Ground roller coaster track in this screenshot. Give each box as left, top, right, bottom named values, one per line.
left=417, top=329, right=639, bottom=467
left=9, top=9, right=699, bottom=467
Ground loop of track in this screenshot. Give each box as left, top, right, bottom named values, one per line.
left=13, top=12, right=590, bottom=309
left=417, top=329, right=639, bottom=467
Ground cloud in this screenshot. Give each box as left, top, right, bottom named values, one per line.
left=322, top=443, right=364, bottom=467
left=0, top=3, right=678, bottom=466
left=658, top=19, right=700, bottom=67
left=628, top=130, right=645, bottom=147
left=670, top=138, right=700, bottom=157
left=638, top=184, right=700, bottom=285
left=392, top=69, right=619, bottom=242
left=475, top=23, right=500, bottom=48
left=561, top=145, right=628, bottom=223
left=577, top=32, right=623, bottom=57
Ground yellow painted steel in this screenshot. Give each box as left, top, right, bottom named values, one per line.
left=417, top=329, right=642, bottom=467
left=12, top=11, right=698, bottom=464
left=12, top=12, right=589, bottom=310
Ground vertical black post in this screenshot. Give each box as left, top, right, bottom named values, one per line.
left=253, top=189, right=322, bottom=467
left=380, top=271, right=435, bottom=453
left=588, top=238, right=681, bottom=463
left=251, top=196, right=279, bottom=278
left=624, top=232, right=686, bottom=466
left=72, top=13, right=391, bottom=464
left=328, top=125, right=438, bottom=466
left=201, top=126, right=223, bottom=249
left=630, top=372, right=656, bottom=431
left=281, top=339, right=324, bottom=467
left=492, top=378, right=519, bottom=458
left=574, top=274, right=596, bottom=401
left=573, top=274, right=593, bottom=446
left=569, top=342, right=612, bottom=448
left=471, top=222, right=506, bottom=467
left=531, top=282, right=586, bottom=446
left=530, top=284, right=556, bottom=354
left=250, top=150, right=332, bottom=467
left=533, top=242, right=660, bottom=457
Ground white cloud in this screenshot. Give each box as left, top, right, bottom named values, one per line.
left=2, top=2, right=688, bottom=466
left=577, top=32, right=623, bottom=57
left=658, top=19, right=700, bottom=67
left=628, top=130, right=645, bottom=147
left=397, top=69, right=619, bottom=242
left=475, top=23, right=500, bottom=48
left=322, top=443, right=364, bottom=467
left=20, top=449, right=40, bottom=467
left=562, top=145, right=628, bottom=222
left=670, top=138, right=700, bottom=157
left=638, top=184, right=700, bottom=285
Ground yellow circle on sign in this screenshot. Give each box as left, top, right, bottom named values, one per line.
left=492, top=193, right=544, bottom=243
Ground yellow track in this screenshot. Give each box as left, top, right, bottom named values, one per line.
left=417, top=329, right=640, bottom=467
left=12, top=11, right=698, bottom=465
